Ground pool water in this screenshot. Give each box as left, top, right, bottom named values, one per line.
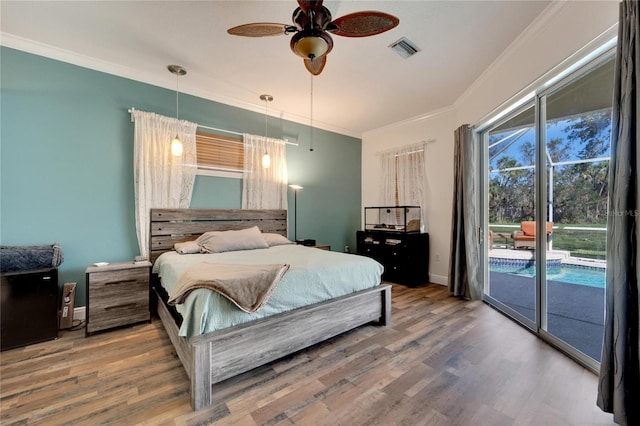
left=490, top=264, right=606, bottom=288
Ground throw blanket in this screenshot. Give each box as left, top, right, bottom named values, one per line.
left=1, top=244, right=64, bottom=273
left=168, top=262, right=290, bottom=313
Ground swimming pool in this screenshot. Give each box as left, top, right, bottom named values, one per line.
left=490, top=264, right=606, bottom=288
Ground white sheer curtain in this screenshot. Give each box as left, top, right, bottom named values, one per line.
left=379, top=142, right=428, bottom=231
left=242, top=133, right=288, bottom=209
left=132, top=110, right=197, bottom=258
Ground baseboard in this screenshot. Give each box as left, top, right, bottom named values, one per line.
left=73, top=306, right=86, bottom=321
left=429, top=274, right=448, bottom=286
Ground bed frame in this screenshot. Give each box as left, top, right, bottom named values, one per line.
left=149, top=208, right=392, bottom=410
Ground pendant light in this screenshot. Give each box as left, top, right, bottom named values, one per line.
left=260, top=94, right=273, bottom=168
left=168, top=65, right=186, bottom=156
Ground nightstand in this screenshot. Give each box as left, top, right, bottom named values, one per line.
left=85, top=261, right=151, bottom=336
left=314, top=243, right=331, bottom=251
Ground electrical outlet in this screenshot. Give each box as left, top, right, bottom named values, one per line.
left=344, top=245, right=350, bottom=253
left=435, top=254, right=441, bottom=262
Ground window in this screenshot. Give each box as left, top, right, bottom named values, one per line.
left=379, top=143, right=427, bottom=231
left=195, top=131, right=243, bottom=177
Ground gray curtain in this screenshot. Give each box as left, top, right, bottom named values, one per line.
left=597, top=1, right=640, bottom=425
left=448, top=125, right=482, bottom=300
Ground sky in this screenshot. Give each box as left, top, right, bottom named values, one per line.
left=489, top=114, right=612, bottom=172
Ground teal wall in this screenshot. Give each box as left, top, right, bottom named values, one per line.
left=0, top=47, right=362, bottom=305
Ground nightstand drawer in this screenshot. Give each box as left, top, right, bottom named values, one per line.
left=86, top=261, right=151, bottom=336
left=88, top=268, right=148, bottom=288
left=87, top=301, right=149, bottom=333
left=89, top=277, right=148, bottom=299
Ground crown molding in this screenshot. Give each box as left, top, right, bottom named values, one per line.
left=453, top=0, right=572, bottom=109
left=471, top=23, right=617, bottom=131
left=361, top=1, right=573, bottom=139
left=362, top=104, right=456, bottom=138
left=1, top=32, right=172, bottom=91
left=0, top=32, right=360, bottom=139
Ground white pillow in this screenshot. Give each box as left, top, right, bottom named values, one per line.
left=174, top=241, right=206, bottom=254
left=196, top=226, right=269, bottom=253
left=262, top=233, right=294, bottom=247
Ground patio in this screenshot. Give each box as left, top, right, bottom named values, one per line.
left=488, top=248, right=605, bottom=361
left=489, top=272, right=604, bottom=361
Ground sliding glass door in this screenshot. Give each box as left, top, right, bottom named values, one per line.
left=485, top=104, right=538, bottom=329
left=481, top=52, right=614, bottom=369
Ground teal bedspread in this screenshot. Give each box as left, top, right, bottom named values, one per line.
left=153, top=245, right=384, bottom=339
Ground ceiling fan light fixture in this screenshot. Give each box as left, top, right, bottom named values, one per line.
left=291, top=30, right=332, bottom=59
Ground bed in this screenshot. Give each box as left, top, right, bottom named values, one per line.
left=149, top=208, right=392, bottom=410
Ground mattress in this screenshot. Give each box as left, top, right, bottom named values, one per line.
left=153, top=244, right=384, bottom=339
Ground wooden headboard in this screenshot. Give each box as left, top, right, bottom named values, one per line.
left=149, top=208, right=287, bottom=263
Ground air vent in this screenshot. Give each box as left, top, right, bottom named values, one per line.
left=389, top=37, right=421, bottom=59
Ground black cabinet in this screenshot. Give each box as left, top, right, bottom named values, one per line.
left=1, top=268, right=58, bottom=350
left=357, top=230, right=429, bottom=287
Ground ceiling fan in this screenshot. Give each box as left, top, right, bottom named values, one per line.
left=227, top=0, right=399, bottom=75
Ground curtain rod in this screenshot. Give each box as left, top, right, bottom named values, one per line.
left=376, top=139, right=435, bottom=156
left=128, top=108, right=298, bottom=146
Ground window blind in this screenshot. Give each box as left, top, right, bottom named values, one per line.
left=196, top=131, right=243, bottom=172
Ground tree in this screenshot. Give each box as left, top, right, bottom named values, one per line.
left=561, top=110, right=611, bottom=223
left=489, top=110, right=611, bottom=226
left=489, top=155, right=533, bottom=223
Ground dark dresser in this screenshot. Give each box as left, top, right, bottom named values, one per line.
left=1, top=268, right=58, bottom=350
left=357, top=230, right=429, bottom=287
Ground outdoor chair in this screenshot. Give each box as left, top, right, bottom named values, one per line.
left=512, top=221, right=553, bottom=250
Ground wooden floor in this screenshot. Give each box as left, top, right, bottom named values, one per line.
left=1, top=284, right=615, bottom=425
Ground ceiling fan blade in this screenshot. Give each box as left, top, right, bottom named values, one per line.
left=297, top=0, right=323, bottom=14
left=304, top=56, right=326, bottom=75
left=227, top=23, right=290, bottom=37
left=329, top=11, right=399, bottom=37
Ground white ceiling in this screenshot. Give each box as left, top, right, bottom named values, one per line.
left=1, top=1, right=552, bottom=137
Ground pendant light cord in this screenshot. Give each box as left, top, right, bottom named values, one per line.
left=175, top=73, right=180, bottom=121
left=309, top=74, right=314, bottom=152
